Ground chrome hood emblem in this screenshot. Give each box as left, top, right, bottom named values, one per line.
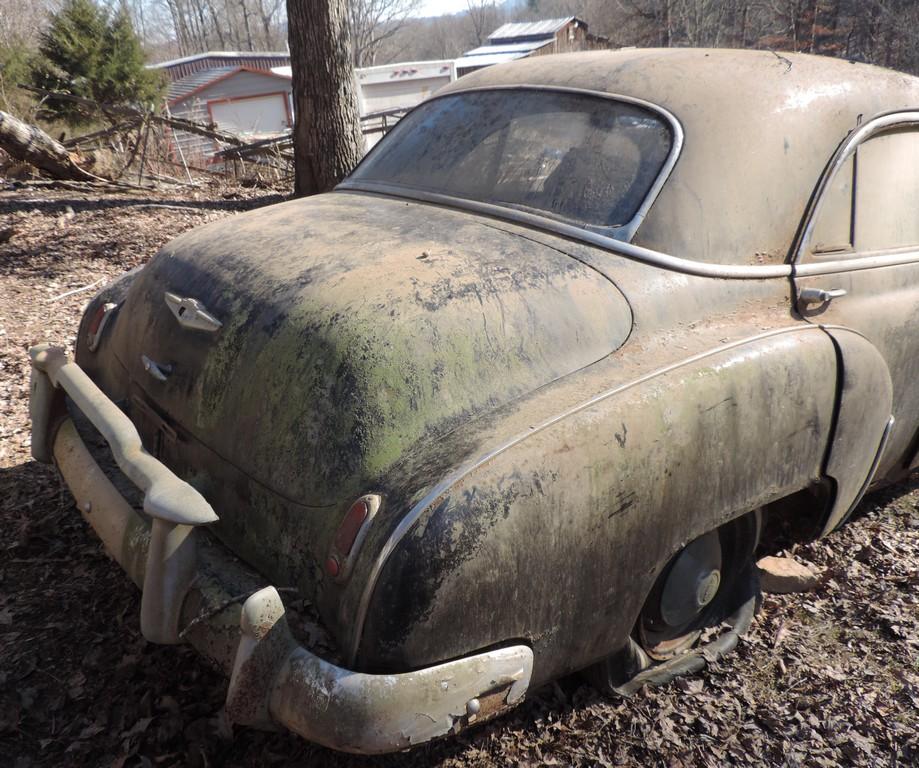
left=164, top=292, right=222, bottom=332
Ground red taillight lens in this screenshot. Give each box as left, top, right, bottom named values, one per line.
left=334, top=499, right=369, bottom=555
left=86, top=302, right=117, bottom=352
left=87, top=303, right=107, bottom=337
left=325, top=495, right=380, bottom=581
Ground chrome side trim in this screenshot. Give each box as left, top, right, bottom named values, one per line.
left=859, top=414, right=895, bottom=500
left=341, top=83, right=684, bottom=244
left=829, top=414, right=895, bottom=534
left=347, top=324, right=821, bottom=663
left=338, top=185, right=793, bottom=280
left=794, top=248, right=919, bottom=276
left=795, top=111, right=919, bottom=263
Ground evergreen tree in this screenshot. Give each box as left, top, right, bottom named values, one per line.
left=98, top=9, right=161, bottom=110
left=30, top=0, right=162, bottom=126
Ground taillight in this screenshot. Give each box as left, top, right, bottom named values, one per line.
left=86, top=302, right=118, bottom=352
left=325, top=494, right=381, bottom=582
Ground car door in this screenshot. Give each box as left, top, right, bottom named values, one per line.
left=794, top=113, right=919, bottom=499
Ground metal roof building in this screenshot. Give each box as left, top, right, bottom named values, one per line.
left=151, top=51, right=291, bottom=82
left=488, top=18, right=578, bottom=42
left=455, top=17, right=607, bottom=77
left=151, top=60, right=294, bottom=164
left=151, top=51, right=456, bottom=164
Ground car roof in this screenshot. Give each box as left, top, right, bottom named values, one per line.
left=439, top=49, right=919, bottom=265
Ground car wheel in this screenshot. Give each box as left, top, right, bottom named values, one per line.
left=586, top=509, right=762, bottom=696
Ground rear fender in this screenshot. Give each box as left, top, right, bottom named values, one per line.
left=359, top=327, right=840, bottom=684
left=817, top=327, right=894, bottom=536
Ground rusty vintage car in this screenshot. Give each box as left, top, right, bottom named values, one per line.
left=28, top=48, right=919, bottom=752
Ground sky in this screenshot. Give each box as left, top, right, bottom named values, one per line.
left=414, top=0, right=473, bottom=17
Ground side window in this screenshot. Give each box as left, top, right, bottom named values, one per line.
left=811, top=154, right=854, bottom=254
left=854, top=128, right=919, bottom=252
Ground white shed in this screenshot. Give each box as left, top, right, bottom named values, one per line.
left=165, top=65, right=293, bottom=164
left=271, top=59, right=456, bottom=115
left=153, top=52, right=456, bottom=163
left=355, top=60, right=456, bottom=114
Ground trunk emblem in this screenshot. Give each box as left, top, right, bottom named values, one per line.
left=165, top=292, right=222, bottom=332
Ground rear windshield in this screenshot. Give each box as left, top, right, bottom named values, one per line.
left=349, top=89, right=673, bottom=233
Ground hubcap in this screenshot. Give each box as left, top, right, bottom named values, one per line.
left=658, top=530, right=723, bottom=628
left=696, top=569, right=721, bottom=607
left=631, top=510, right=762, bottom=665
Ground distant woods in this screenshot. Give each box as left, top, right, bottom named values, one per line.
left=1, top=0, right=919, bottom=89
left=579, top=0, right=919, bottom=74
left=154, top=0, right=288, bottom=55
left=375, top=0, right=919, bottom=76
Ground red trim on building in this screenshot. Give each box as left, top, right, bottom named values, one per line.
left=169, top=66, right=292, bottom=107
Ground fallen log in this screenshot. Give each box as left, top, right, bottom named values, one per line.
left=0, top=109, right=98, bottom=181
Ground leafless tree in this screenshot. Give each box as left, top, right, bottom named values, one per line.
left=0, top=0, right=51, bottom=48
left=144, top=0, right=287, bottom=56
left=287, top=0, right=364, bottom=195
left=349, top=0, right=421, bottom=67
left=466, top=0, right=501, bottom=46
left=10, top=0, right=919, bottom=89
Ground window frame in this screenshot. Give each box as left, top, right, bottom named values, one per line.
left=337, top=85, right=685, bottom=244
left=796, top=111, right=919, bottom=263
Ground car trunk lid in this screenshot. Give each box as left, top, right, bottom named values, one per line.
left=107, top=192, right=633, bottom=507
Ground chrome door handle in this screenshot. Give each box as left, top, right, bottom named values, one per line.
left=799, top=287, right=847, bottom=305
left=141, top=354, right=173, bottom=382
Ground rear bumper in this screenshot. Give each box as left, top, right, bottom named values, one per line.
left=29, top=345, right=533, bottom=754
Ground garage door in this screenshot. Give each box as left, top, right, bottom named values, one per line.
left=209, top=94, right=289, bottom=136
left=360, top=76, right=452, bottom=114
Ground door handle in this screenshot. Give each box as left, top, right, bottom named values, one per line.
left=799, top=287, right=847, bottom=305
left=141, top=354, right=173, bottom=382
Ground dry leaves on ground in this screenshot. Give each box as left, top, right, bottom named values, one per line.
left=0, top=183, right=916, bottom=767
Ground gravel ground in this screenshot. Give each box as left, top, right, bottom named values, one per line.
left=1, top=184, right=917, bottom=767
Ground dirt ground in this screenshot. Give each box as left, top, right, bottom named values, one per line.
left=1, top=183, right=917, bottom=768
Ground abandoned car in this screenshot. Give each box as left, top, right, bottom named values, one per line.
left=29, top=48, right=919, bottom=753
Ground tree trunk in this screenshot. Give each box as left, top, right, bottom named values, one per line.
left=240, top=0, right=255, bottom=51
left=287, top=0, right=364, bottom=197
left=0, top=110, right=96, bottom=181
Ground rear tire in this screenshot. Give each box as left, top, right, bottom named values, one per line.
left=587, top=510, right=762, bottom=696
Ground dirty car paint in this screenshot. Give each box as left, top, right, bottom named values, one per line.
left=54, top=49, right=919, bottom=747
left=83, top=192, right=632, bottom=631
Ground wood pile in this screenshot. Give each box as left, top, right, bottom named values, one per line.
left=0, top=88, right=294, bottom=189
left=1, top=88, right=409, bottom=192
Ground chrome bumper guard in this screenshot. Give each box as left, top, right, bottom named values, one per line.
left=28, top=345, right=534, bottom=753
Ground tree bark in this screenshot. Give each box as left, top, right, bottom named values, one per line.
left=286, top=0, right=365, bottom=197
left=0, top=110, right=96, bottom=181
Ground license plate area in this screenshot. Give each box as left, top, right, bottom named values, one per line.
left=129, top=392, right=177, bottom=459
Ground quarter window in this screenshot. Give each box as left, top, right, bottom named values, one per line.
left=853, top=128, right=919, bottom=252
left=812, top=127, right=919, bottom=256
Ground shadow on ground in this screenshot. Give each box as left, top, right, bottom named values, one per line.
left=0, top=458, right=601, bottom=767
left=2, top=453, right=917, bottom=766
